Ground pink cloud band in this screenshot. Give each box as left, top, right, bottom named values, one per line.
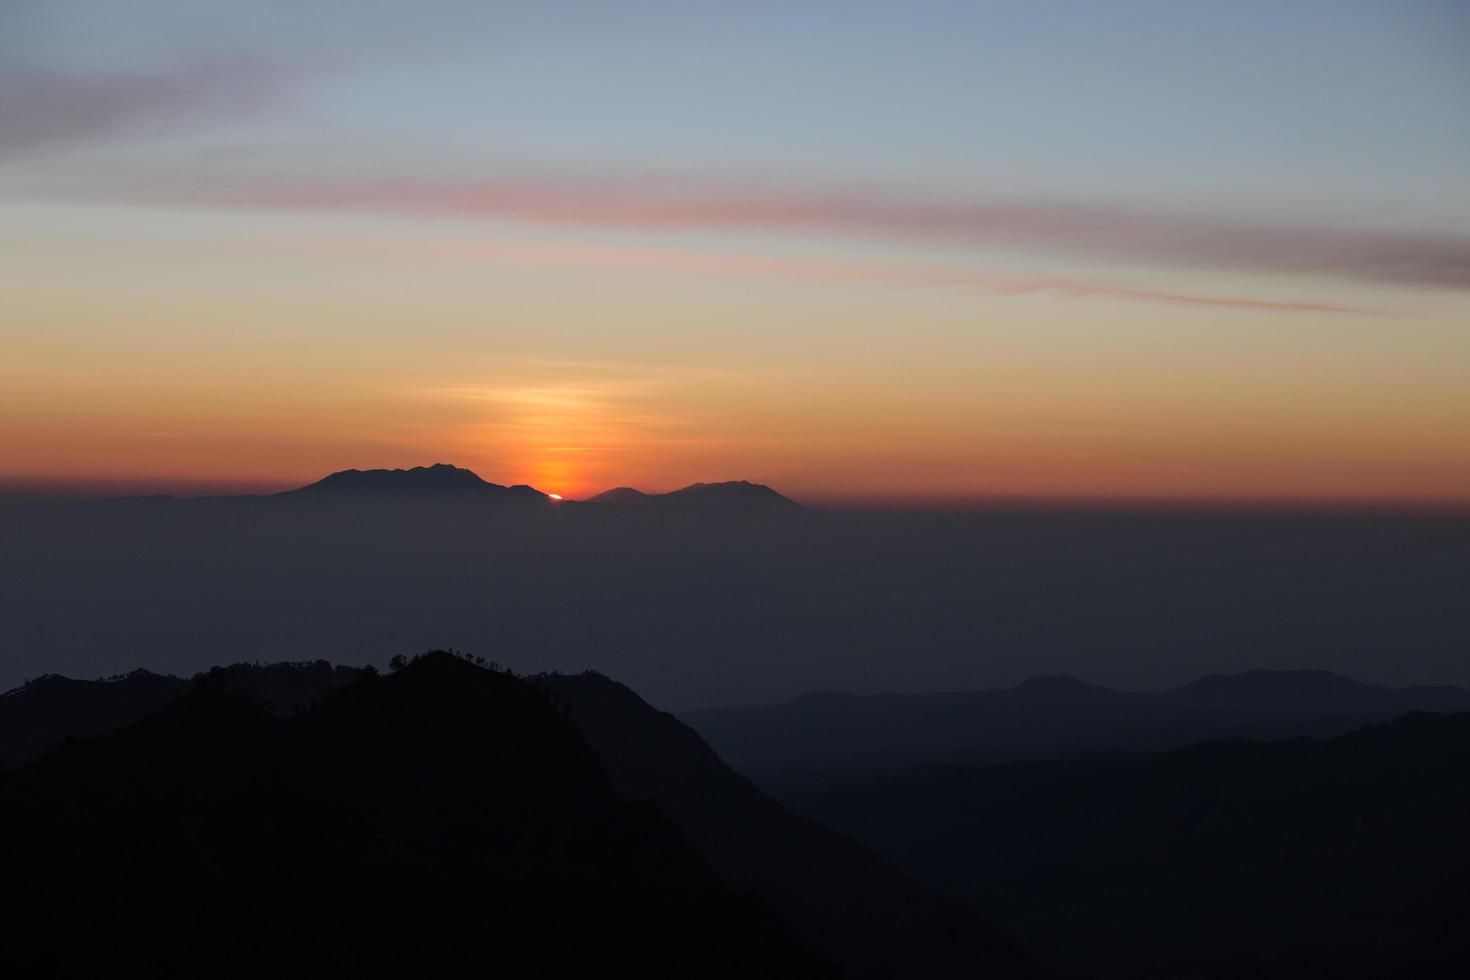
left=172, top=175, right=1465, bottom=293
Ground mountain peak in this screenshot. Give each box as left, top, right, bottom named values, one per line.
left=1008, top=674, right=1126, bottom=704
left=282, top=464, right=547, bottom=500
left=661, top=480, right=804, bottom=511
left=1168, top=669, right=1383, bottom=710
left=585, top=487, right=651, bottom=505
left=672, top=479, right=774, bottom=495
left=582, top=480, right=803, bottom=512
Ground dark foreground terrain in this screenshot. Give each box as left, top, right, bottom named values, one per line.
left=2, top=653, right=831, bottom=976
left=0, top=654, right=1038, bottom=979
left=4, top=653, right=1467, bottom=978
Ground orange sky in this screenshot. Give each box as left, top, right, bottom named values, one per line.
left=4, top=224, right=1468, bottom=506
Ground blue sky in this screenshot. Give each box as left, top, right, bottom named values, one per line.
left=9, top=1, right=1469, bottom=215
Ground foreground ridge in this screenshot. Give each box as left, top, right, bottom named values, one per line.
left=1, top=652, right=835, bottom=977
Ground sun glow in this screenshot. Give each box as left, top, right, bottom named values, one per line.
left=547, top=493, right=563, bottom=500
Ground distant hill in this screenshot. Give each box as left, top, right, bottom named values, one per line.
left=0, top=669, right=185, bottom=769
left=278, top=466, right=805, bottom=514
left=1168, top=668, right=1470, bottom=711
left=0, top=660, right=371, bottom=769
left=536, top=670, right=1043, bottom=980
left=584, top=479, right=804, bottom=513
left=791, top=712, right=1470, bottom=979
left=0, top=653, right=834, bottom=977
left=280, top=463, right=549, bottom=501
left=684, top=670, right=1470, bottom=777
left=585, top=486, right=651, bottom=505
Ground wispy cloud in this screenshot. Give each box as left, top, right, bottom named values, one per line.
left=0, top=57, right=284, bottom=160
left=335, top=234, right=1379, bottom=315
left=83, top=172, right=1470, bottom=293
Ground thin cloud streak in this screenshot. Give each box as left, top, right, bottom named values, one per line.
left=100, top=173, right=1470, bottom=292
left=339, top=234, right=1378, bottom=315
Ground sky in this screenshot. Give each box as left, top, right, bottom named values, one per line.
left=3, top=0, right=1469, bottom=505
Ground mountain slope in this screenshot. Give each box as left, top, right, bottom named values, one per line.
left=0, top=660, right=371, bottom=769
left=537, top=670, right=1044, bottom=979
left=0, top=653, right=832, bottom=977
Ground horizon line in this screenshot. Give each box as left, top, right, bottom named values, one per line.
left=4, top=473, right=1470, bottom=517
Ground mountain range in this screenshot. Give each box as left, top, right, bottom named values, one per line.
left=4, top=655, right=1467, bottom=977
left=683, top=670, right=1470, bottom=777
left=273, top=463, right=805, bottom=513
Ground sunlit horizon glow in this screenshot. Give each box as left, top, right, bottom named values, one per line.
left=3, top=2, right=1468, bottom=508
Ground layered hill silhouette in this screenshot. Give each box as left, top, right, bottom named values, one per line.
left=790, top=712, right=1470, bottom=979
left=0, top=655, right=1040, bottom=978
left=1, top=653, right=837, bottom=977
left=1167, top=668, right=1470, bottom=711
left=5, top=657, right=1468, bottom=976
left=684, top=669, right=1470, bottom=777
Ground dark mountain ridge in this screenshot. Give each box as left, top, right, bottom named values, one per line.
left=0, top=660, right=371, bottom=769
left=0, top=669, right=186, bottom=770
left=1169, top=668, right=1470, bottom=711
left=0, top=652, right=835, bottom=977
left=685, top=669, right=1470, bottom=776
left=90, top=465, right=804, bottom=511
left=0, top=655, right=1040, bottom=978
